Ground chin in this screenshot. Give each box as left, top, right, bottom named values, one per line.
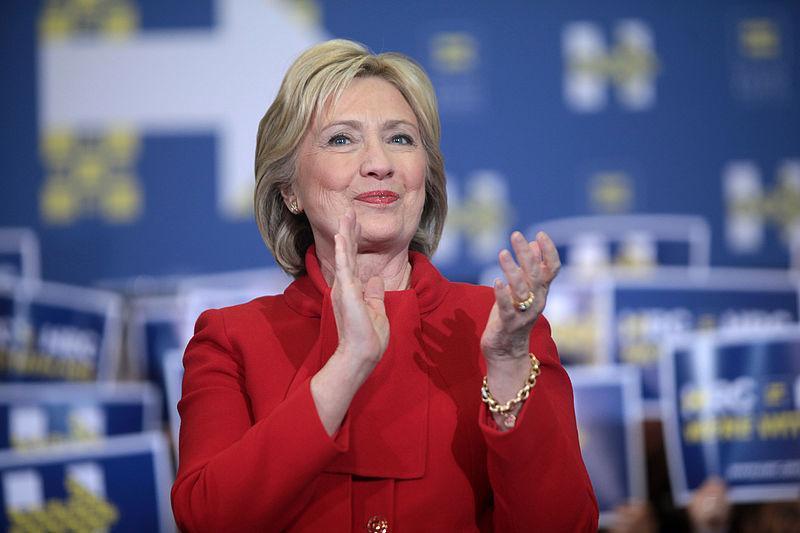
left=359, top=229, right=413, bottom=252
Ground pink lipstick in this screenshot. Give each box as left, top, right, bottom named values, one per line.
left=354, top=190, right=399, bottom=205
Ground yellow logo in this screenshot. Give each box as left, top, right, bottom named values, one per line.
left=739, top=18, right=781, bottom=59
left=8, top=477, right=119, bottom=532
left=40, top=129, right=143, bottom=225
left=570, top=39, right=658, bottom=86
left=39, top=0, right=139, bottom=41
left=590, top=171, right=633, bottom=213
left=430, top=32, right=479, bottom=74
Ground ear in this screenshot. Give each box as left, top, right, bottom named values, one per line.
left=280, top=185, right=302, bottom=214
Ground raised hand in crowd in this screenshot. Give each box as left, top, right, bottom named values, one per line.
left=609, top=500, right=657, bottom=533
left=688, top=477, right=731, bottom=533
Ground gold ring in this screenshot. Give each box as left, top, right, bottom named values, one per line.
left=514, top=291, right=535, bottom=312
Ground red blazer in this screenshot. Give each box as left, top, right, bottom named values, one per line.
left=172, top=247, right=598, bottom=532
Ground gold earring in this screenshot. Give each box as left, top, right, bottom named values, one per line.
left=289, top=200, right=299, bottom=214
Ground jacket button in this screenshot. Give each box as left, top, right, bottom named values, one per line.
left=365, top=515, right=389, bottom=532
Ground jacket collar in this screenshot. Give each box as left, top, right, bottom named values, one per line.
left=284, top=245, right=449, bottom=318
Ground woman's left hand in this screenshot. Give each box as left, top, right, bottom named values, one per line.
left=480, top=231, right=561, bottom=361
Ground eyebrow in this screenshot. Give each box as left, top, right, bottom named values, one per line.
left=319, top=119, right=419, bottom=132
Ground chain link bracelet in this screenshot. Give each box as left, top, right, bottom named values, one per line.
left=481, top=353, right=541, bottom=428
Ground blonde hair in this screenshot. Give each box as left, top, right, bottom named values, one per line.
left=254, top=39, right=447, bottom=277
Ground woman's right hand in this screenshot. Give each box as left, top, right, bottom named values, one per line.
left=311, top=210, right=389, bottom=436
left=331, top=209, right=389, bottom=369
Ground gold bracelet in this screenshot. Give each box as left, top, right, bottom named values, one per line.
left=481, top=353, right=541, bottom=428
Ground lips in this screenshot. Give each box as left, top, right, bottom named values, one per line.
left=354, top=190, right=400, bottom=205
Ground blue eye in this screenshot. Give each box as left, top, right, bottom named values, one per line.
left=390, top=134, right=414, bottom=145
left=328, top=134, right=351, bottom=146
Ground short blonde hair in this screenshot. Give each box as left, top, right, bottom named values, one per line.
left=254, top=39, right=447, bottom=277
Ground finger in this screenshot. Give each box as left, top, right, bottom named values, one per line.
left=334, top=233, right=355, bottom=288
left=498, top=249, right=530, bottom=301
left=528, top=238, right=543, bottom=265
left=363, top=276, right=386, bottom=314
left=352, top=211, right=361, bottom=262
left=340, top=209, right=357, bottom=272
left=536, top=231, right=561, bottom=281
left=510, top=231, right=538, bottom=281
left=493, top=278, right=519, bottom=322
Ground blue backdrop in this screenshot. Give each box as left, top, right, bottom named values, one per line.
left=2, top=0, right=798, bottom=286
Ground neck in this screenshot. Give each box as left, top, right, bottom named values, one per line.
left=317, top=245, right=412, bottom=292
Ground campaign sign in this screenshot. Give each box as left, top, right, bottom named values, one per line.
left=609, top=268, right=799, bottom=413
left=0, top=279, right=123, bottom=382
left=533, top=214, right=711, bottom=274
left=569, top=366, right=647, bottom=528
left=0, top=228, right=40, bottom=280
left=0, top=432, right=174, bottom=531
left=661, top=327, right=800, bottom=505
left=162, top=350, right=184, bottom=458
left=0, top=383, right=160, bottom=451
left=0, top=290, right=13, bottom=355
left=543, top=272, right=611, bottom=366
left=127, top=296, right=182, bottom=384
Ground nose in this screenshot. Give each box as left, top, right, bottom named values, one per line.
left=359, top=139, right=394, bottom=180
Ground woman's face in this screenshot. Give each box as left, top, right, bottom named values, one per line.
left=290, top=76, right=427, bottom=256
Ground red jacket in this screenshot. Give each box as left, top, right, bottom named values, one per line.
left=172, top=247, right=598, bottom=532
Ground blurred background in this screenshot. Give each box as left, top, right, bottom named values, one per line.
left=0, top=1, right=798, bottom=531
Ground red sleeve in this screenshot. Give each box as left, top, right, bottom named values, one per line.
left=170, top=309, right=348, bottom=532
left=478, top=317, right=599, bottom=532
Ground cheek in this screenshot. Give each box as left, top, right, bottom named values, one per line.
left=406, top=156, right=427, bottom=191
left=296, top=158, right=351, bottom=208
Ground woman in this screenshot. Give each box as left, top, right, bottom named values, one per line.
left=172, top=39, right=597, bottom=532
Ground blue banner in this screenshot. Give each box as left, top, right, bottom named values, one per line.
left=661, top=327, right=800, bottom=505
left=0, top=383, right=160, bottom=450
left=0, top=432, right=174, bottom=532
left=569, top=366, right=646, bottom=528
left=3, top=1, right=799, bottom=286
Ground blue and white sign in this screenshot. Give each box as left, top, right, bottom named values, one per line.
left=0, top=431, right=174, bottom=532
left=544, top=275, right=610, bottom=366
left=0, top=228, right=40, bottom=280
left=0, top=383, right=160, bottom=450
left=162, top=349, right=184, bottom=459
left=127, top=296, right=182, bottom=386
left=534, top=214, right=711, bottom=276
left=661, top=326, right=800, bottom=505
left=608, top=268, right=799, bottom=414
left=0, top=279, right=123, bottom=382
left=570, top=366, right=647, bottom=528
